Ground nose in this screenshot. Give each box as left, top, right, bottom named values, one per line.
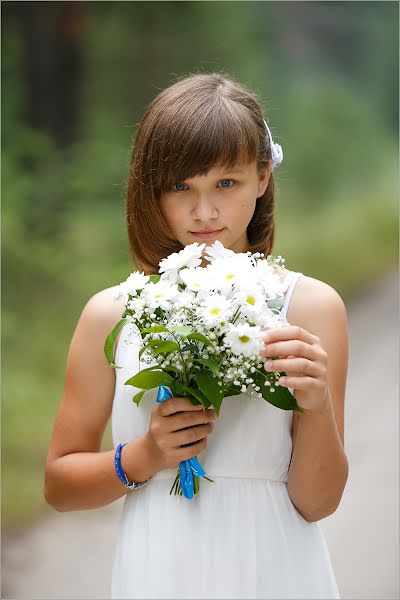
left=191, top=193, right=219, bottom=222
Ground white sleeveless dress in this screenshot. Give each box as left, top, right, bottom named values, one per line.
left=111, top=270, right=340, bottom=599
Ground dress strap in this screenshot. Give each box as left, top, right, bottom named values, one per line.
left=281, top=272, right=303, bottom=321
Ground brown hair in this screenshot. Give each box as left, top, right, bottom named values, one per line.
left=126, top=72, right=277, bottom=274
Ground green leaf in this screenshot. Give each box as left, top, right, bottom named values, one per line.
left=266, top=298, right=284, bottom=312
left=149, top=274, right=161, bottom=284
left=253, top=370, right=303, bottom=412
left=170, top=325, right=194, bottom=336
left=163, top=365, right=180, bottom=374
left=187, top=387, right=211, bottom=408
left=169, top=382, right=205, bottom=407
left=169, top=379, right=188, bottom=397
left=181, top=343, right=198, bottom=353
left=133, top=364, right=162, bottom=374
left=138, top=345, right=147, bottom=360
left=125, top=370, right=173, bottom=389
left=145, top=339, right=171, bottom=347
left=193, top=358, right=220, bottom=376
left=223, top=385, right=242, bottom=397
left=142, top=339, right=180, bottom=355
left=187, top=333, right=214, bottom=347
left=153, top=340, right=180, bottom=355
left=194, top=371, right=224, bottom=416
left=141, top=325, right=172, bottom=335
left=104, top=318, right=129, bottom=368
left=132, top=389, right=146, bottom=405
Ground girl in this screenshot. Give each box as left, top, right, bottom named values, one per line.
left=45, top=72, right=349, bottom=599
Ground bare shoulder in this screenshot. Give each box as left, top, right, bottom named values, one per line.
left=286, top=272, right=347, bottom=335
left=72, top=284, right=128, bottom=380
left=68, top=285, right=128, bottom=389
left=82, top=285, right=126, bottom=329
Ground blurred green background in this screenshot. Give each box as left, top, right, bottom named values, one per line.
left=2, top=1, right=398, bottom=529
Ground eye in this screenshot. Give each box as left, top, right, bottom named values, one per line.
left=172, top=183, right=188, bottom=192
left=218, top=179, right=235, bottom=188
left=171, top=179, right=235, bottom=192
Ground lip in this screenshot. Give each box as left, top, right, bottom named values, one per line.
left=191, top=228, right=224, bottom=239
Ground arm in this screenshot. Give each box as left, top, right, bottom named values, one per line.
left=44, top=288, right=156, bottom=512
left=44, top=287, right=217, bottom=512
left=260, top=277, right=349, bottom=522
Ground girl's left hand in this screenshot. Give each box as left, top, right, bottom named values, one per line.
left=259, top=325, right=331, bottom=413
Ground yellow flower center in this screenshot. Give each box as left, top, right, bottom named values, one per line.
left=246, top=295, right=255, bottom=305
left=211, top=308, right=221, bottom=315
left=239, top=335, right=250, bottom=344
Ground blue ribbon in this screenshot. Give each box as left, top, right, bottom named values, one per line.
left=156, top=385, right=207, bottom=500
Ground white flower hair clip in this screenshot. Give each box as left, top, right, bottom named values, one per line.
left=264, top=119, right=283, bottom=171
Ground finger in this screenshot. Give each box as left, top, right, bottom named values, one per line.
left=260, top=339, right=316, bottom=360
left=158, top=397, right=204, bottom=417
left=263, top=357, right=320, bottom=377
left=171, top=422, right=214, bottom=447
left=167, top=409, right=217, bottom=433
left=261, top=326, right=317, bottom=346
left=277, top=375, right=323, bottom=390
left=176, top=437, right=207, bottom=462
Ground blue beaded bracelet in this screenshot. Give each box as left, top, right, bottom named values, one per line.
left=114, top=443, right=151, bottom=490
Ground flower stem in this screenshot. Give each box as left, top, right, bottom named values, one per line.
left=231, top=306, right=241, bottom=324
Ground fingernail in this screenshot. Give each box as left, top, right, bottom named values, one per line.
left=264, top=361, right=273, bottom=370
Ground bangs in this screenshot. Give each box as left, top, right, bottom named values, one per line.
left=146, top=99, right=260, bottom=194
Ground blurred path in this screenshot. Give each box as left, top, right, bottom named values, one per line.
left=2, top=271, right=399, bottom=600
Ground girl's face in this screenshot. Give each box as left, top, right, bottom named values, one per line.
left=160, top=160, right=271, bottom=257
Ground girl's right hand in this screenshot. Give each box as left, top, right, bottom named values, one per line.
left=145, top=397, right=218, bottom=472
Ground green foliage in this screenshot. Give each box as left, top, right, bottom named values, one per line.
left=104, top=318, right=129, bottom=368
left=193, top=358, right=221, bottom=376
left=194, top=372, right=225, bottom=416
left=253, top=370, right=303, bottom=413
left=125, top=369, right=173, bottom=390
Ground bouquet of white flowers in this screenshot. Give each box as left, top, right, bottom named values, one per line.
left=105, top=241, right=302, bottom=499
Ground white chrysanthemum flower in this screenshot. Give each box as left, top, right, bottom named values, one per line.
left=224, top=323, right=264, bottom=357
left=179, top=267, right=209, bottom=292
left=112, top=271, right=150, bottom=303
left=196, top=267, right=229, bottom=293
left=257, top=310, right=289, bottom=330
left=159, top=243, right=206, bottom=283
left=172, top=289, right=195, bottom=309
left=198, top=294, right=234, bottom=327
left=203, top=240, right=236, bottom=262
left=255, top=260, right=285, bottom=299
left=123, top=272, right=150, bottom=294
left=142, top=281, right=179, bottom=311
left=205, top=258, right=249, bottom=293
left=232, top=287, right=266, bottom=320
left=127, top=297, right=146, bottom=314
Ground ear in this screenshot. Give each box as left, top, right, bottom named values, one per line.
left=257, top=163, right=272, bottom=197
